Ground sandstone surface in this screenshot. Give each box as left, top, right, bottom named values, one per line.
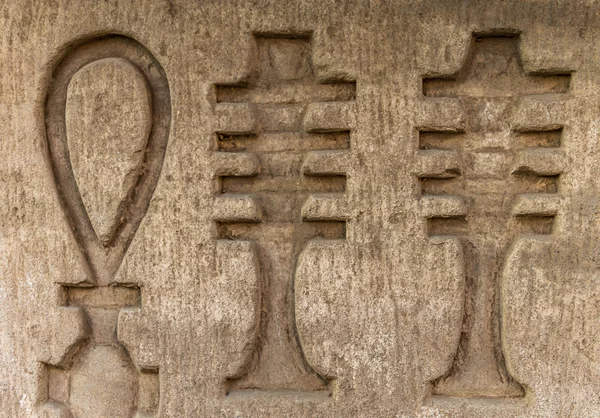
left=2, top=1, right=600, bottom=417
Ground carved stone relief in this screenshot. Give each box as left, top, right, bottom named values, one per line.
left=212, top=34, right=355, bottom=395
left=418, top=34, right=570, bottom=399
left=41, top=35, right=170, bottom=417
left=3, top=3, right=600, bottom=417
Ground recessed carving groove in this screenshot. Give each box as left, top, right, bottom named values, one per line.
left=213, top=34, right=355, bottom=396
left=419, top=34, right=570, bottom=399
left=512, top=129, right=562, bottom=149
left=42, top=34, right=170, bottom=417
left=217, top=131, right=350, bottom=152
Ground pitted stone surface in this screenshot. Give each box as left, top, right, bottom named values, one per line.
left=66, top=58, right=151, bottom=244
left=1, top=2, right=600, bottom=418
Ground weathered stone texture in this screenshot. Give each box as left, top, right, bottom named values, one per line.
left=2, top=1, right=600, bottom=417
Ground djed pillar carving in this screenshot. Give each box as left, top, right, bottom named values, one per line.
left=212, top=34, right=356, bottom=394
left=416, top=33, right=570, bottom=398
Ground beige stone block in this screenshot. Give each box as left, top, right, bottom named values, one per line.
left=1, top=3, right=600, bottom=417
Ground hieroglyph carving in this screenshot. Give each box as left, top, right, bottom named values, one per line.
left=417, top=33, right=570, bottom=398
left=42, top=35, right=171, bottom=417
left=212, top=34, right=355, bottom=394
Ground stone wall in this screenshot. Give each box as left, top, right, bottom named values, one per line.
left=2, top=1, right=600, bottom=417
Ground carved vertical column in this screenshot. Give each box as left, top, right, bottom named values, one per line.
left=415, top=33, right=570, bottom=399
left=211, top=34, right=355, bottom=395
left=40, top=35, right=170, bottom=417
